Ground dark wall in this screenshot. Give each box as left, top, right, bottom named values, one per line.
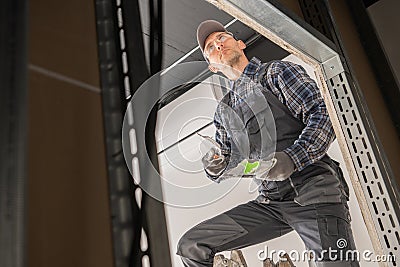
left=28, top=0, right=114, bottom=266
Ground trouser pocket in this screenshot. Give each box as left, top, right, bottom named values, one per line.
left=314, top=203, right=358, bottom=264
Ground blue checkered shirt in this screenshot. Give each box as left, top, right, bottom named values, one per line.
left=214, top=57, right=335, bottom=171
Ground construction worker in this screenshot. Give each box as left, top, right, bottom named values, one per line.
left=177, top=20, right=360, bottom=267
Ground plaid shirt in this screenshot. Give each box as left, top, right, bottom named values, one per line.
left=214, top=57, right=335, bottom=171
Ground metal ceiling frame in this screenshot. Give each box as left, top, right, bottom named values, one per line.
left=205, top=0, right=399, bottom=266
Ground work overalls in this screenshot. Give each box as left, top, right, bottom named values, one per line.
left=177, top=62, right=360, bottom=267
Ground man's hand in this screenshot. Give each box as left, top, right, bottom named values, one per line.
left=262, top=152, right=295, bottom=181
left=201, top=147, right=227, bottom=177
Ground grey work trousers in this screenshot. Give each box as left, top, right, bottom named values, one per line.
left=177, top=200, right=360, bottom=267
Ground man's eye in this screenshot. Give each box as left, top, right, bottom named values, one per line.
left=208, top=45, right=215, bottom=54
left=220, top=36, right=227, bottom=42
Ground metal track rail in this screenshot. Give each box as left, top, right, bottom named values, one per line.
left=94, top=0, right=171, bottom=266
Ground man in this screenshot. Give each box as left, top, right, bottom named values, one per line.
left=177, top=20, right=359, bottom=267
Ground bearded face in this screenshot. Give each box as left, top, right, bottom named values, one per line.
left=204, top=32, right=246, bottom=68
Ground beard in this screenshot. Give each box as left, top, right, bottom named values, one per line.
left=221, top=49, right=242, bottom=67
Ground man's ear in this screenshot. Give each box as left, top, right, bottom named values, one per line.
left=238, top=40, right=246, bottom=50
left=208, top=64, right=219, bottom=73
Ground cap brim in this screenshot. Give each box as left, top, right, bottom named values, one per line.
left=196, top=20, right=226, bottom=54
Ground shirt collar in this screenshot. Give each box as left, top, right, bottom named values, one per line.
left=232, top=57, right=262, bottom=89
left=241, top=57, right=262, bottom=77
left=230, top=57, right=262, bottom=102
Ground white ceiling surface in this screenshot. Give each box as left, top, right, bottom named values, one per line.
left=156, top=55, right=377, bottom=266
left=155, top=76, right=220, bottom=151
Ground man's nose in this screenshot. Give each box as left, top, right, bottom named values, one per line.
left=215, top=41, right=223, bottom=50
